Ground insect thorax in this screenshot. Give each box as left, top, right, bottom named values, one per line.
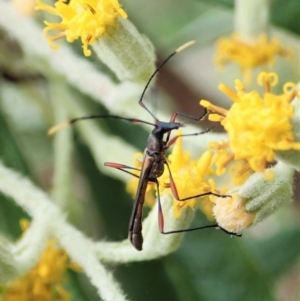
left=147, top=133, right=164, bottom=153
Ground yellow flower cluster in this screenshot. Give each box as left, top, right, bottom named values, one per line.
left=0, top=221, right=80, bottom=301
left=208, top=141, right=252, bottom=185
left=159, top=133, right=218, bottom=218
left=214, top=34, right=292, bottom=84
left=201, top=72, right=300, bottom=175
left=35, top=0, right=128, bottom=56
left=127, top=132, right=225, bottom=219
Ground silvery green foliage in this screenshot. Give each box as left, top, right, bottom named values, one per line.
left=276, top=115, right=300, bottom=171
left=0, top=162, right=195, bottom=301
left=239, top=161, right=294, bottom=224
left=93, top=17, right=156, bottom=82
left=0, top=243, right=20, bottom=283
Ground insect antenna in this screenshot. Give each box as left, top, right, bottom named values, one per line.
left=48, top=41, right=196, bottom=136
left=138, top=40, right=196, bottom=122
left=47, top=114, right=157, bottom=136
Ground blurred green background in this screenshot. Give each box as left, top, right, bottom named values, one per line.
left=0, top=0, right=299, bottom=301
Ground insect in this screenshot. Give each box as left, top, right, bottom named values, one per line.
left=48, top=41, right=240, bottom=250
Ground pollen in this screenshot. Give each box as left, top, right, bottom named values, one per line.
left=201, top=73, right=300, bottom=174
left=214, top=33, right=292, bottom=84
left=35, top=0, right=128, bottom=56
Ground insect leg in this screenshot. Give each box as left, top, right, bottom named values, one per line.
left=160, top=161, right=241, bottom=237
left=154, top=179, right=239, bottom=236
left=164, top=110, right=209, bottom=144
left=169, top=107, right=208, bottom=123
left=166, top=128, right=211, bottom=148
left=104, top=162, right=141, bottom=178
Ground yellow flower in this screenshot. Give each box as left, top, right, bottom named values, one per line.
left=209, top=141, right=252, bottom=185
left=0, top=221, right=80, bottom=301
left=127, top=132, right=225, bottom=219
left=157, top=131, right=223, bottom=219
left=214, top=33, right=292, bottom=84
left=200, top=72, right=300, bottom=175
left=35, top=0, right=128, bottom=56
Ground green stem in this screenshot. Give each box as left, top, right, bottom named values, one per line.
left=49, top=80, right=83, bottom=225
left=234, top=0, right=270, bottom=39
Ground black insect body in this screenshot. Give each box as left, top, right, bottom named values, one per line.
left=49, top=41, right=241, bottom=251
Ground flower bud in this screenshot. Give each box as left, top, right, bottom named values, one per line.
left=213, top=161, right=294, bottom=232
